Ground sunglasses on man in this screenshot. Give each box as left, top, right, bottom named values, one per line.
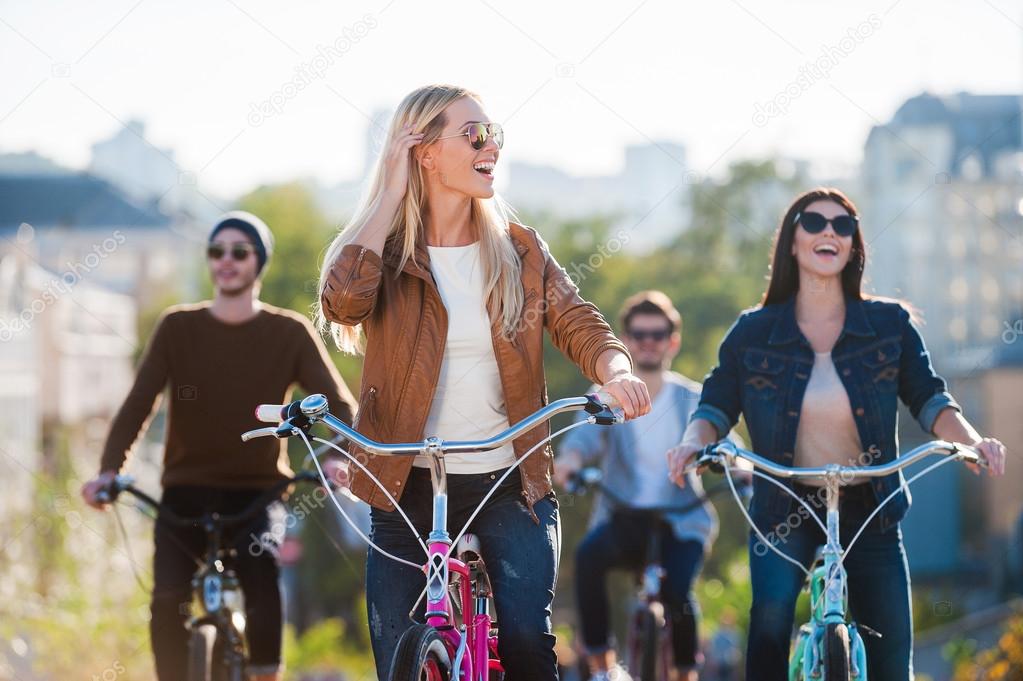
left=627, top=328, right=672, bottom=343
left=206, top=243, right=255, bottom=261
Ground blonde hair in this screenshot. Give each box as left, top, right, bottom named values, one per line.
left=315, top=84, right=523, bottom=354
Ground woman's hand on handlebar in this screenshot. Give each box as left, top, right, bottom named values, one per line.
left=666, top=442, right=704, bottom=488
left=597, top=371, right=650, bottom=420
left=970, top=437, right=1007, bottom=476
left=667, top=418, right=721, bottom=488
left=81, top=471, right=117, bottom=510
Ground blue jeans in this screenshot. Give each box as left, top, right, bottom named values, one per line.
left=575, top=515, right=705, bottom=668
left=746, top=483, right=913, bottom=681
left=366, top=467, right=561, bottom=681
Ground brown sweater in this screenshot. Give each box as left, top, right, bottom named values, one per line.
left=100, top=302, right=357, bottom=489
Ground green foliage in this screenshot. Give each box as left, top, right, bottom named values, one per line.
left=283, top=617, right=375, bottom=680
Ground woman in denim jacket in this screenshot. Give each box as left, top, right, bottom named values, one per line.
left=666, top=187, right=1006, bottom=681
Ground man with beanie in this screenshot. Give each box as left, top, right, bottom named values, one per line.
left=81, top=211, right=358, bottom=681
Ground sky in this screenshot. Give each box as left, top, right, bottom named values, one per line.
left=1, top=0, right=1021, bottom=197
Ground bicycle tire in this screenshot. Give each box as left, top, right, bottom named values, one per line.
left=188, top=624, right=217, bottom=681
left=388, top=624, right=453, bottom=681
left=629, top=605, right=662, bottom=681
left=824, top=622, right=851, bottom=681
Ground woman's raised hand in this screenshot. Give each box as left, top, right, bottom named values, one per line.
left=382, top=125, right=425, bottom=202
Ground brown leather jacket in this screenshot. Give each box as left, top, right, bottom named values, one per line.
left=320, top=222, right=630, bottom=516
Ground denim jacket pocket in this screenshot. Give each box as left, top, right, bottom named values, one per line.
left=860, top=340, right=902, bottom=392
left=742, top=350, right=786, bottom=399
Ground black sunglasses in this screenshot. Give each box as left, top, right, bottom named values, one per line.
left=628, top=328, right=672, bottom=342
left=795, top=211, right=859, bottom=237
left=207, top=243, right=255, bottom=261
left=437, top=122, right=504, bottom=150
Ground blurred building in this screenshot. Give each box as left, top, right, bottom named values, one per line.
left=88, top=118, right=218, bottom=224
left=504, top=141, right=691, bottom=251
left=862, top=92, right=1023, bottom=580
left=0, top=169, right=203, bottom=311
left=862, top=92, right=1023, bottom=357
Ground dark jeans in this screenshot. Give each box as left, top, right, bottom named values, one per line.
left=746, top=483, right=912, bottom=681
left=575, top=515, right=705, bottom=668
left=150, top=485, right=284, bottom=681
left=366, top=467, right=561, bottom=681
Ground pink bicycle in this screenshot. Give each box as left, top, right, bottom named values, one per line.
left=241, top=392, right=623, bottom=681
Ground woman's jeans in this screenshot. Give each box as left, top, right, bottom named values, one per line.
left=746, top=483, right=913, bottom=681
left=366, top=467, right=561, bottom=681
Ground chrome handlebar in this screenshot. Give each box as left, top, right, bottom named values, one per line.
left=241, top=392, right=625, bottom=454
left=687, top=439, right=986, bottom=480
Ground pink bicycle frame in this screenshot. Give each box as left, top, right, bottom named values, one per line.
left=420, top=443, right=504, bottom=680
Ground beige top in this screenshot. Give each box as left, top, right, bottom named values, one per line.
left=793, top=352, right=866, bottom=486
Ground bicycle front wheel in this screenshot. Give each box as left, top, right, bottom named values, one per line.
left=628, top=604, right=665, bottom=681
left=389, top=624, right=453, bottom=681
left=824, top=622, right=851, bottom=681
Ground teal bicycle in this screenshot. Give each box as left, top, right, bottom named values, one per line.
left=688, top=439, right=987, bottom=680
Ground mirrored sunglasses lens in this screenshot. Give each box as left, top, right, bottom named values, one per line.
left=468, top=123, right=488, bottom=150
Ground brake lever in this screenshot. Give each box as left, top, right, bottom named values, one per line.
left=584, top=392, right=625, bottom=425
left=241, top=426, right=282, bottom=442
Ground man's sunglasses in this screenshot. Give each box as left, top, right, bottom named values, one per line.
left=207, top=243, right=255, bottom=261
left=628, top=329, right=672, bottom=342
left=437, top=122, right=504, bottom=150
left=795, top=211, right=859, bottom=237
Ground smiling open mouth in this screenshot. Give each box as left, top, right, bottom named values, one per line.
left=473, top=161, right=494, bottom=177
left=813, top=244, right=838, bottom=255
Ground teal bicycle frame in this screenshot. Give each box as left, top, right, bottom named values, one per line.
left=690, top=440, right=986, bottom=681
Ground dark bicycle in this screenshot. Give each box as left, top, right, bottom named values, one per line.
left=97, top=470, right=321, bottom=681
left=566, top=467, right=750, bottom=681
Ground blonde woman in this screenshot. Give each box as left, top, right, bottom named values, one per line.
left=316, top=84, right=650, bottom=680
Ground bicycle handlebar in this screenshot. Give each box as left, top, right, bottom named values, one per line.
left=243, top=392, right=625, bottom=454
left=97, top=471, right=321, bottom=527
left=686, top=439, right=987, bottom=480
left=566, top=466, right=751, bottom=515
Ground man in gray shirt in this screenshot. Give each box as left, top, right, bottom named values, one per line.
left=555, top=291, right=734, bottom=681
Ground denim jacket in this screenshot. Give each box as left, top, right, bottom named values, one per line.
left=691, top=296, right=961, bottom=532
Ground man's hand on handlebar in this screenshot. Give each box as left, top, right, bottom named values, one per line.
left=553, top=449, right=583, bottom=489
left=81, top=471, right=117, bottom=510
left=320, top=456, right=351, bottom=490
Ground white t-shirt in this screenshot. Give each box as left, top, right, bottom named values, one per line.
left=630, top=383, right=685, bottom=506
left=413, top=243, right=517, bottom=474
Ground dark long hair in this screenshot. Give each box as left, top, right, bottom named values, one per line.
left=761, top=187, right=866, bottom=307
